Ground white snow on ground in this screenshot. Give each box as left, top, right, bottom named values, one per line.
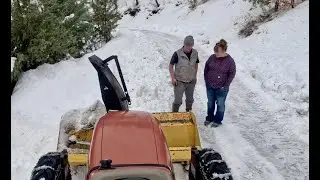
left=11, top=0, right=308, bottom=180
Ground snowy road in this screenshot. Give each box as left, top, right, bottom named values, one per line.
left=12, top=22, right=308, bottom=180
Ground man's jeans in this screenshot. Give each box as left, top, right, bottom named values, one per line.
left=206, top=85, right=229, bottom=124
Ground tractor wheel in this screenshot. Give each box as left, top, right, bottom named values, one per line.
left=30, top=150, right=71, bottom=180
left=189, top=148, right=233, bottom=180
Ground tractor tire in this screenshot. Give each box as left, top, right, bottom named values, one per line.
left=30, top=150, right=71, bottom=180
left=189, top=148, right=233, bottom=180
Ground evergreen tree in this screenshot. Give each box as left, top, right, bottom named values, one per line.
left=11, top=0, right=95, bottom=89
left=92, top=0, right=121, bottom=42
left=11, top=0, right=121, bottom=93
left=43, top=0, right=95, bottom=52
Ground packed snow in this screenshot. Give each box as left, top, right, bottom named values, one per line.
left=11, top=0, right=309, bottom=180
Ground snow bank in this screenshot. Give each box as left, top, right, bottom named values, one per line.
left=238, top=1, right=309, bottom=107
left=57, top=100, right=106, bottom=151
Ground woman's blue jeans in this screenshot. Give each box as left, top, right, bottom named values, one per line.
left=206, top=85, right=229, bottom=124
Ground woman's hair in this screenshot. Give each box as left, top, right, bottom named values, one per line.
left=214, top=39, right=228, bottom=52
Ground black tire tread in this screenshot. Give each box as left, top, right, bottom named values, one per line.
left=198, top=148, right=233, bottom=180
left=30, top=151, right=71, bottom=180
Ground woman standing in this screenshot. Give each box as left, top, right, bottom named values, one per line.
left=204, top=39, right=236, bottom=127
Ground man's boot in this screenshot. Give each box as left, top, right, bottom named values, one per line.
left=172, top=103, right=180, bottom=112
left=186, top=103, right=193, bottom=113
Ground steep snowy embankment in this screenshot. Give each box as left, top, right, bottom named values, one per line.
left=11, top=0, right=308, bottom=180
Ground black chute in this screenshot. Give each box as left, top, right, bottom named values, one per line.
left=89, top=55, right=131, bottom=112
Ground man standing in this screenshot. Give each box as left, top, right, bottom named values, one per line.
left=169, top=35, right=199, bottom=112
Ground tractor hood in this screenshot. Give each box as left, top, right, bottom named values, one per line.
left=88, top=111, right=172, bottom=170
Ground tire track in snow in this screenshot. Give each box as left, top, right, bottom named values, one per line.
left=192, top=46, right=285, bottom=180
left=226, top=79, right=309, bottom=180
left=226, top=43, right=309, bottom=180
left=117, top=29, right=182, bottom=112
left=193, top=42, right=308, bottom=180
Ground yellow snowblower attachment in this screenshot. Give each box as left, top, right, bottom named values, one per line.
left=153, top=112, right=201, bottom=163
left=65, top=112, right=201, bottom=166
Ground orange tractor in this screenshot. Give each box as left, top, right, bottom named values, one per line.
left=30, top=55, right=233, bottom=180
